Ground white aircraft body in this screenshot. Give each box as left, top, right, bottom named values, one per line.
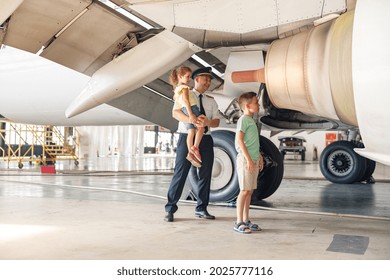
left=0, top=0, right=389, bottom=202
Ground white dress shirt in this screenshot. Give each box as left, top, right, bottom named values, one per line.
left=174, top=88, right=220, bottom=134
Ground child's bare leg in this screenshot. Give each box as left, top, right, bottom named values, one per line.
left=186, top=129, right=202, bottom=167
left=235, top=190, right=251, bottom=233
left=243, top=191, right=252, bottom=222
left=190, top=127, right=204, bottom=162
left=236, top=191, right=246, bottom=223
left=186, top=128, right=195, bottom=151
left=243, top=190, right=261, bottom=231
left=193, top=127, right=205, bottom=148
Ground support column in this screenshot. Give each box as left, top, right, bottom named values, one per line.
left=0, top=122, right=6, bottom=156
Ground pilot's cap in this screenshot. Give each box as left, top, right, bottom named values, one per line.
left=192, top=67, right=213, bottom=80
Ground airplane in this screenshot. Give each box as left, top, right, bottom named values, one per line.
left=0, top=0, right=389, bottom=203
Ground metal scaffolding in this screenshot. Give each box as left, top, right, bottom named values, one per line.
left=0, top=121, right=79, bottom=168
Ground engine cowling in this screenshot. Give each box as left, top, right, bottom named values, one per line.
left=265, top=11, right=356, bottom=126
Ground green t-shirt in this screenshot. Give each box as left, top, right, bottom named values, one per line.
left=235, top=115, right=260, bottom=161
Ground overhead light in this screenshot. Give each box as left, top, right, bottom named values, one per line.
left=99, top=1, right=224, bottom=81
left=99, top=0, right=153, bottom=29
left=36, top=46, right=45, bottom=55
left=191, top=54, right=224, bottom=79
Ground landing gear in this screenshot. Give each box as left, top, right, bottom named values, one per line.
left=354, top=142, right=376, bottom=183
left=188, top=130, right=239, bottom=202
left=319, top=140, right=376, bottom=184
left=188, top=130, right=284, bottom=202
left=361, top=160, right=376, bottom=183
left=253, top=136, right=284, bottom=200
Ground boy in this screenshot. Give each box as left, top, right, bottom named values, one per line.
left=234, top=92, right=264, bottom=234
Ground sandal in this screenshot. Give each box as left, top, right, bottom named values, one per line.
left=190, top=146, right=202, bottom=162
left=186, top=153, right=202, bottom=168
left=245, top=220, right=262, bottom=231
left=233, top=222, right=251, bottom=234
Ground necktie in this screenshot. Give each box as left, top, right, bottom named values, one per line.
left=199, top=94, right=208, bottom=133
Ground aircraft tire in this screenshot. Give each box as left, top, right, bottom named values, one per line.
left=188, top=130, right=239, bottom=203
left=253, top=136, right=284, bottom=200
left=358, top=158, right=376, bottom=183
left=189, top=132, right=284, bottom=202
left=354, top=142, right=376, bottom=183
left=319, top=141, right=367, bottom=184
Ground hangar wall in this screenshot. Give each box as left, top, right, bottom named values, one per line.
left=77, top=125, right=145, bottom=158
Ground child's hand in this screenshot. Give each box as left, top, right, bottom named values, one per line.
left=247, top=160, right=255, bottom=173
left=259, top=156, right=264, bottom=171
left=189, top=114, right=197, bottom=124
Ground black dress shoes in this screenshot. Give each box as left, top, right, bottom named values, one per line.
left=195, top=210, right=215, bottom=220
left=164, top=212, right=174, bottom=222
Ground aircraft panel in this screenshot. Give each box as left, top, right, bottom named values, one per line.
left=322, top=0, right=348, bottom=15
left=0, top=0, right=23, bottom=25
left=352, top=0, right=390, bottom=165
left=277, top=0, right=322, bottom=24
left=124, top=1, right=175, bottom=30
left=41, top=2, right=143, bottom=74
left=107, top=85, right=177, bottom=131
left=174, top=0, right=277, bottom=33
left=3, top=0, right=93, bottom=53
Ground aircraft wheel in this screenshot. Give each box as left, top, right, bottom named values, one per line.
left=253, top=136, right=284, bottom=200
left=358, top=158, right=376, bottom=183
left=188, top=130, right=239, bottom=202
left=320, top=141, right=367, bottom=184
left=189, top=131, right=284, bottom=202
left=354, top=142, right=376, bottom=183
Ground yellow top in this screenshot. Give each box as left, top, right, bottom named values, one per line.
left=174, top=84, right=196, bottom=108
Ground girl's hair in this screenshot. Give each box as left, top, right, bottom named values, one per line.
left=238, top=91, right=257, bottom=109
left=169, top=66, right=192, bottom=88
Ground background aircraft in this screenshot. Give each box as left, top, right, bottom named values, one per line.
left=0, top=0, right=389, bottom=202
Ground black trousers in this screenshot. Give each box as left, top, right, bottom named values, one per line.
left=165, top=133, right=214, bottom=213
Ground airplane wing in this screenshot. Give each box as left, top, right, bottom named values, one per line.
left=1, top=0, right=389, bottom=166
left=0, top=0, right=347, bottom=125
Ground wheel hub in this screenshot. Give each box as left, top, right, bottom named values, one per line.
left=211, top=147, right=233, bottom=190
left=327, top=150, right=353, bottom=176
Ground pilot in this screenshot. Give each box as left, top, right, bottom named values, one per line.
left=164, top=67, right=220, bottom=222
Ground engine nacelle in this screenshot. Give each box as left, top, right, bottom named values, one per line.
left=231, top=0, right=390, bottom=165
left=265, top=11, right=357, bottom=126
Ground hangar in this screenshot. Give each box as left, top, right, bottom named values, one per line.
left=1, top=155, right=390, bottom=260
left=0, top=0, right=389, bottom=274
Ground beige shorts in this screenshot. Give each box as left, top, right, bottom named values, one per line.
left=237, top=154, right=259, bottom=190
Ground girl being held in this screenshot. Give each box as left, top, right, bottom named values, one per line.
left=170, top=66, right=204, bottom=166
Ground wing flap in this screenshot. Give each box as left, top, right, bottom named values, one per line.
left=3, top=0, right=92, bottom=53
left=65, top=30, right=201, bottom=118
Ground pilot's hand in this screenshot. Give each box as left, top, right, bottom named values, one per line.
left=195, top=114, right=208, bottom=128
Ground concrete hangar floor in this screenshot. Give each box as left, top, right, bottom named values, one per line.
left=0, top=155, right=389, bottom=260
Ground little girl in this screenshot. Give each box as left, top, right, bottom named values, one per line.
left=170, top=66, right=204, bottom=166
